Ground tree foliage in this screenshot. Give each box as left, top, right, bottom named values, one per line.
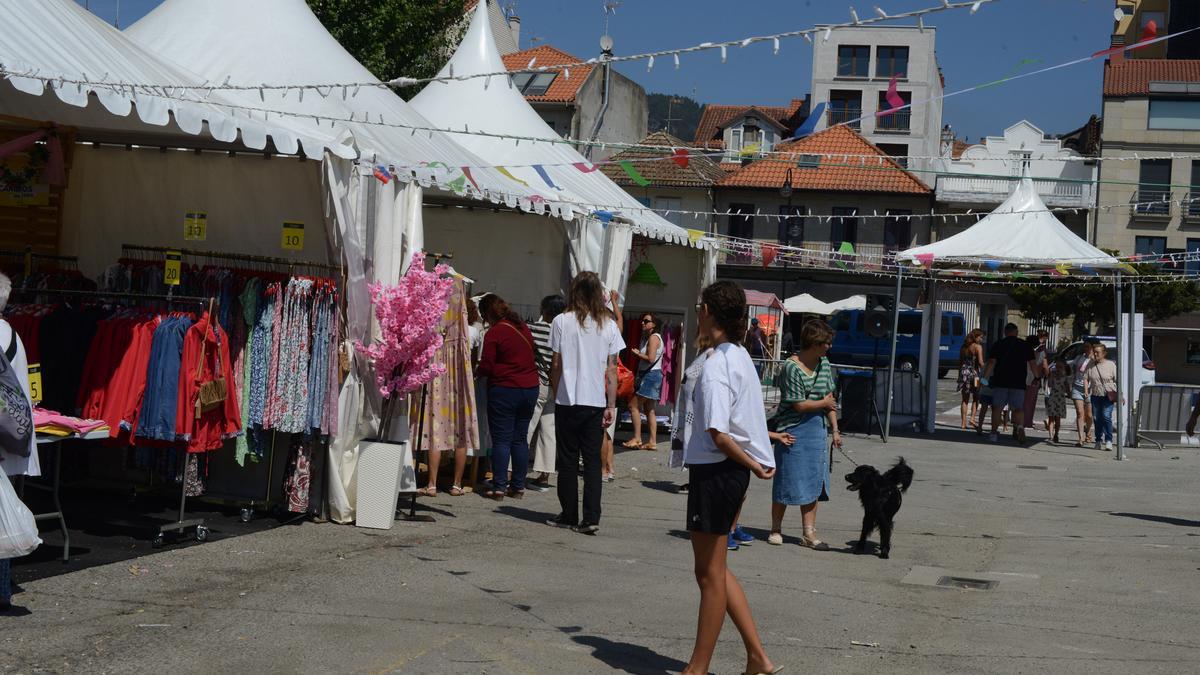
left=1010, top=259, right=1200, bottom=337
left=647, top=94, right=703, bottom=142
left=307, top=0, right=468, bottom=88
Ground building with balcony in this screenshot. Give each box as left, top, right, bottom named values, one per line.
left=1096, top=57, right=1200, bottom=382
left=809, top=25, right=944, bottom=186
left=500, top=45, right=648, bottom=160
left=934, top=120, right=1097, bottom=241
left=712, top=125, right=934, bottom=302
left=1109, top=0, right=1200, bottom=60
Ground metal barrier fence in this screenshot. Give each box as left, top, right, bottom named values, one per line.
left=1134, top=384, right=1200, bottom=449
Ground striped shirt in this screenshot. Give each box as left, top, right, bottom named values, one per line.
left=529, top=320, right=553, bottom=386
left=771, top=356, right=837, bottom=430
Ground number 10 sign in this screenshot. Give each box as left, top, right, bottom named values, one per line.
left=282, top=221, right=305, bottom=251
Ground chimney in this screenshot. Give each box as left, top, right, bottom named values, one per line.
left=508, top=13, right=521, bottom=50
left=1110, top=35, right=1126, bottom=65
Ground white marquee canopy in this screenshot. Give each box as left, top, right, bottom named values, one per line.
left=410, top=0, right=693, bottom=248
left=898, top=168, right=1121, bottom=269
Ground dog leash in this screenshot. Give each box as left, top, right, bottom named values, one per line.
left=833, top=440, right=858, bottom=467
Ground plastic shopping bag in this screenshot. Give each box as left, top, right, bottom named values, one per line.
left=0, top=468, right=40, bottom=559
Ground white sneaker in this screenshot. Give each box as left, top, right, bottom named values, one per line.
left=988, top=432, right=998, bottom=442
left=1104, top=441, right=1113, bottom=452
left=767, top=532, right=783, bottom=545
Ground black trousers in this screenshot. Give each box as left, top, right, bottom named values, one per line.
left=554, top=404, right=605, bottom=525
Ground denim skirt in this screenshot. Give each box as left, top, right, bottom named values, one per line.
left=772, top=412, right=830, bottom=506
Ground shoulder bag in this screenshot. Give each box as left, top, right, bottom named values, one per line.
left=0, top=330, right=32, bottom=456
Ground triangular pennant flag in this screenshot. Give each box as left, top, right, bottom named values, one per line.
left=591, top=210, right=615, bottom=226
left=533, top=165, right=560, bottom=189
left=619, top=160, right=651, bottom=187
left=460, top=167, right=480, bottom=192
left=1055, top=263, right=1071, bottom=276
left=1080, top=266, right=1099, bottom=276
left=1011, top=271, right=1029, bottom=280
left=793, top=102, right=825, bottom=138
left=876, top=74, right=905, bottom=117
left=372, top=165, right=392, bottom=184
left=761, top=243, right=778, bottom=268
left=687, top=229, right=705, bottom=246
left=1118, top=262, right=1138, bottom=274
left=915, top=253, right=935, bottom=267
left=573, top=162, right=599, bottom=173
left=984, top=260, right=1001, bottom=270
left=445, top=174, right=467, bottom=193
left=497, top=167, right=530, bottom=187
left=672, top=148, right=690, bottom=169
left=834, top=241, right=855, bottom=271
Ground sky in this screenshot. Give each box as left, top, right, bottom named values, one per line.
left=83, top=0, right=1116, bottom=143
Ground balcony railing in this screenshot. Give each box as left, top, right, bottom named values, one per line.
left=826, top=107, right=862, bottom=129
left=718, top=239, right=889, bottom=267
left=936, top=176, right=1096, bottom=208
left=1132, top=189, right=1171, bottom=216
left=1185, top=191, right=1200, bottom=219
left=874, top=110, right=911, bottom=133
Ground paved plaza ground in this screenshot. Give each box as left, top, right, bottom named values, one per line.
left=3, top=404, right=1199, bottom=674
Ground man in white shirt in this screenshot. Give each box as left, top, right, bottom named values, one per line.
left=547, top=273, right=624, bottom=535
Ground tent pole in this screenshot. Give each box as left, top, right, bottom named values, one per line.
left=1115, top=272, right=1124, bottom=461
left=1122, top=279, right=1136, bottom=460
left=884, top=267, right=904, bottom=442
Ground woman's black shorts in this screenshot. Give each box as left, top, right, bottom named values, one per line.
left=686, top=459, right=750, bottom=535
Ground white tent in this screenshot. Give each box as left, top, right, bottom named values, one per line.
left=0, top=0, right=343, bottom=158
left=897, top=169, right=1120, bottom=269
left=783, top=293, right=835, bottom=315
left=410, top=0, right=703, bottom=296
left=891, top=169, right=1131, bottom=452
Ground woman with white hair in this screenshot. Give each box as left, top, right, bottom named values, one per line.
left=0, top=272, right=38, bottom=613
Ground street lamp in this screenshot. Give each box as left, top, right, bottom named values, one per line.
left=780, top=168, right=795, bottom=305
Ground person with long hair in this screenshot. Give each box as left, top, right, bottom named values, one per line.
left=1070, top=341, right=1095, bottom=447
left=547, top=272, right=624, bottom=534
left=767, top=319, right=839, bottom=551
left=1085, top=343, right=1118, bottom=452
left=475, top=294, right=540, bottom=500
left=622, top=312, right=664, bottom=451
left=958, top=329, right=985, bottom=429
left=682, top=280, right=779, bottom=675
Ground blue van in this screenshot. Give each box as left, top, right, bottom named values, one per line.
left=828, top=309, right=966, bottom=378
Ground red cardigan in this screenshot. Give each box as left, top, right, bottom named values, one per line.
left=476, top=319, right=539, bottom=389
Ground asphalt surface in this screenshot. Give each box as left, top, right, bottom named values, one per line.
left=3, top=415, right=1199, bottom=674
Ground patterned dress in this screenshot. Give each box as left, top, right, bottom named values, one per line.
left=410, top=278, right=480, bottom=453
left=1046, top=369, right=1070, bottom=418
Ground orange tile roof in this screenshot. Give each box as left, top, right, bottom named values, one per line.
left=501, top=45, right=594, bottom=103
left=599, top=131, right=729, bottom=187
left=951, top=139, right=971, bottom=159
left=1104, top=59, right=1200, bottom=96
left=717, top=126, right=930, bottom=194
left=693, top=99, right=806, bottom=149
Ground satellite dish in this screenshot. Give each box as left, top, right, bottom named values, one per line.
left=1113, top=7, right=1124, bottom=21
left=600, top=35, right=614, bottom=53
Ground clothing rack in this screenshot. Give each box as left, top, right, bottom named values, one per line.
left=0, top=248, right=78, bottom=264
left=120, top=243, right=340, bottom=273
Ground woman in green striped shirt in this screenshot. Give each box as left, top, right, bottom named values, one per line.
left=767, top=319, right=841, bottom=550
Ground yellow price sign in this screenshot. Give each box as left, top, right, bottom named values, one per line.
left=164, top=250, right=182, bottom=286
left=27, top=363, right=42, bottom=405
left=282, top=221, right=305, bottom=251
left=184, top=211, right=208, bottom=241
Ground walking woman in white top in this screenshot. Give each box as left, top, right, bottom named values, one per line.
left=682, top=280, right=780, bottom=675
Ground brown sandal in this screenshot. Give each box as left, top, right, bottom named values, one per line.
left=621, top=439, right=642, bottom=449
left=448, top=485, right=466, bottom=497
left=641, top=442, right=658, bottom=450
left=417, top=486, right=437, bottom=498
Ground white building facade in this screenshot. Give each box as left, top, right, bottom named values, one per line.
left=810, top=25, right=944, bottom=185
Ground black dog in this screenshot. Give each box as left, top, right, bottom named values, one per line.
left=845, top=458, right=914, bottom=559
